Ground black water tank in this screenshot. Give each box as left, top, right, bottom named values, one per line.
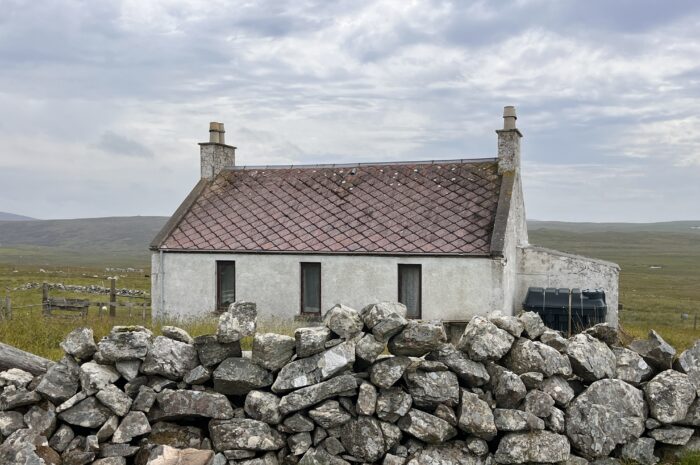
left=522, top=287, right=607, bottom=333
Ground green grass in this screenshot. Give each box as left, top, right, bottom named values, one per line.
left=678, top=452, right=700, bottom=465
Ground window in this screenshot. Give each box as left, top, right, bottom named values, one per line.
left=398, top=264, right=421, bottom=319
left=301, top=262, right=321, bottom=315
left=217, top=261, right=236, bottom=312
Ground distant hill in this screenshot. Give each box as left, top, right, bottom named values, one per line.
left=528, top=220, right=700, bottom=234
left=0, top=211, right=36, bottom=221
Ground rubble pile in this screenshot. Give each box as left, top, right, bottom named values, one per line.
left=1, top=301, right=700, bottom=464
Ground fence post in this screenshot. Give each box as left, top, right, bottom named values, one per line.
left=110, top=279, right=116, bottom=317
left=42, top=283, right=49, bottom=316
left=5, top=292, right=10, bottom=320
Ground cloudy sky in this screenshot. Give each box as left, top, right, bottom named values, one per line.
left=1, top=0, right=699, bottom=222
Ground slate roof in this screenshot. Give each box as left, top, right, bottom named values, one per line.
left=153, top=159, right=507, bottom=256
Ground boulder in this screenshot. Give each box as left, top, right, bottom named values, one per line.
left=488, top=312, right=524, bottom=337
left=541, top=376, right=575, bottom=407
left=458, top=390, right=497, bottom=440
left=0, top=411, right=25, bottom=437
left=35, top=356, right=80, bottom=404
left=154, top=389, right=234, bottom=420
left=361, top=302, right=408, bottom=342
left=112, top=411, right=151, bottom=443
left=60, top=328, right=97, bottom=361
left=160, top=326, right=194, bottom=344
left=404, top=363, right=459, bottom=408
left=613, top=347, right=654, bottom=386
left=584, top=323, right=619, bottom=347
left=79, top=361, right=120, bottom=395
left=677, top=340, right=700, bottom=395
left=271, top=353, right=323, bottom=393
left=324, top=304, right=364, bottom=339
left=505, top=338, right=572, bottom=377
left=252, top=333, right=296, bottom=371
left=289, top=432, right=313, bottom=456
left=457, top=316, right=514, bottom=362
left=427, top=343, right=489, bottom=386
left=141, top=336, right=199, bottom=380
left=495, top=431, right=570, bottom=464
left=96, top=384, right=132, bottom=417
left=355, top=333, right=385, bottom=363
left=644, top=370, right=696, bottom=424
left=397, top=409, right=457, bottom=444
left=244, top=390, right=282, bottom=425
left=0, top=387, right=41, bottom=410
left=183, top=365, right=210, bottom=385
left=376, top=387, right=413, bottom=422
left=0, top=368, right=34, bottom=389
left=648, top=425, right=695, bottom=445
left=493, top=408, right=544, bottom=431
left=295, top=327, right=331, bottom=358
left=58, top=396, right=113, bottom=429
left=209, top=419, right=285, bottom=451
left=628, top=330, right=675, bottom=371
left=340, top=416, right=387, bottom=462
left=519, top=311, right=547, bottom=339
left=212, top=357, right=273, bottom=395
left=227, top=301, right=257, bottom=337
left=23, top=404, right=56, bottom=438
left=356, top=382, right=377, bottom=416
left=308, top=400, right=351, bottom=429
left=193, top=335, right=241, bottom=367
left=620, top=437, right=658, bottom=465
left=115, top=360, right=141, bottom=381
left=217, top=312, right=242, bottom=343
left=97, top=327, right=151, bottom=362
left=523, top=389, right=555, bottom=418
left=489, top=365, right=527, bottom=408
left=369, top=356, right=412, bottom=389
left=278, top=375, right=357, bottom=415
left=317, top=340, right=355, bottom=380
left=567, top=333, right=616, bottom=382
left=540, top=330, right=569, bottom=353
left=387, top=320, right=446, bottom=357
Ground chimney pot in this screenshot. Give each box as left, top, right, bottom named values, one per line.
left=209, top=122, right=221, bottom=143
left=503, top=106, right=517, bottom=130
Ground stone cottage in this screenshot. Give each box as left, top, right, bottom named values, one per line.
left=150, top=107, right=619, bottom=324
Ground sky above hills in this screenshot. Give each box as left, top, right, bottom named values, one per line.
left=1, top=0, right=699, bottom=222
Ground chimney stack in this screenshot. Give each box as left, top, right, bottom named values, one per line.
left=496, top=106, right=522, bottom=174
left=200, top=121, right=235, bottom=180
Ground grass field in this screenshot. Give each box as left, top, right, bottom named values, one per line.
left=0, top=221, right=699, bottom=360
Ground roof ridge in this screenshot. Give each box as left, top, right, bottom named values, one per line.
left=228, top=157, right=497, bottom=171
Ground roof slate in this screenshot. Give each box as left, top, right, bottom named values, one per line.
left=158, top=159, right=503, bottom=255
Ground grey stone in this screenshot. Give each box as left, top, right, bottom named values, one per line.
left=193, top=334, right=242, bottom=367
left=620, top=437, right=658, bottom=465
left=0, top=387, right=41, bottom=410
left=397, top=409, right=457, bottom=444
left=489, top=365, right=527, bottom=408
left=213, top=357, right=273, bottom=395
left=519, top=311, right=547, bottom=339
left=0, top=368, right=34, bottom=389
left=493, top=408, right=544, bottom=431
left=613, top=347, right=654, bottom=386
left=308, top=400, right=352, bottom=429
left=295, top=327, right=331, bottom=358
left=112, top=411, right=151, bottom=443
left=466, top=437, right=489, bottom=456
left=542, top=376, right=575, bottom=407
left=388, top=320, right=447, bottom=357
left=356, top=382, right=377, bottom=416
left=355, top=333, right=385, bottom=363
left=458, top=390, right=497, bottom=440
left=58, top=396, right=112, bottom=429
left=148, top=421, right=203, bottom=448
left=0, top=411, right=25, bottom=436
left=317, top=340, right=355, bottom=380
left=427, top=343, right=489, bottom=386
left=433, top=404, right=457, bottom=427
left=680, top=397, right=700, bottom=425
left=271, top=353, right=323, bottom=393
left=677, top=340, right=700, bottom=395
left=566, top=379, right=646, bottom=459
left=645, top=369, right=696, bottom=424
left=279, top=375, right=357, bottom=415
left=98, top=443, right=139, bottom=458
left=457, top=315, right=514, bottom=361
left=59, top=327, right=97, bottom=361
left=209, top=418, right=285, bottom=451
left=141, top=336, right=199, bottom=380
left=505, top=338, right=572, bottom=377
left=646, top=417, right=662, bottom=429
left=35, top=356, right=80, bottom=404
left=92, top=458, right=126, bottom=465
left=96, top=384, right=132, bottom=416
left=376, top=387, right=413, bottom=422
left=628, top=330, right=676, bottom=371
left=228, top=301, right=258, bottom=337
left=540, top=329, right=569, bottom=353
left=217, top=312, right=243, bottom=343
left=495, top=431, right=570, bottom=464
left=584, top=323, right=619, bottom=347
left=404, top=363, right=459, bottom=408
left=154, top=389, right=234, bottom=420
left=322, top=436, right=345, bottom=455
left=523, top=389, right=555, bottom=418
left=97, top=327, right=151, bottom=362
left=340, top=416, right=387, bottom=462
left=380, top=421, right=402, bottom=450
left=252, top=333, right=296, bottom=371
left=488, top=312, right=524, bottom=337
left=324, top=304, right=364, bottom=339
left=161, top=325, right=194, bottom=344
left=547, top=406, right=566, bottom=433
left=23, top=403, right=56, bottom=438
left=299, top=447, right=351, bottom=465
left=96, top=415, right=118, bottom=442
left=289, top=432, right=312, bottom=456
left=648, top=425, right=695, bottom=445
left=244, top=390, right=282, bottom=424
left=406, top=441, right=484, bottom=465
left=183, top=365, right=211, bottom=385
left=132, top=386, right=157, bottom=412
left=567, top=333, right=616, bottom=382
left=49, top=424, right=74, bottom=452
left=369, top=356, right=411, bottom=389
left=63, top=449, right=96, bottom=465
left=143, top=445, right=213, bottom=465
left=79, top=361, right=120, bottom=395
left=520, top=371, right=544, bottom=389
left=360, top=302, right=408, bottom=342
left=114, top=360, right=141, bottom=381
left=284, top=413, right=315, bottom=432
left=55, top=391, right=87, bottom=414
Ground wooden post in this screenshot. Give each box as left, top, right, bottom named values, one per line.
left=5, top=292, right=10, bottom=320
left=142, top=302, right=146, bottom=322
left=567, top=290, right=573, bottom=337
left=110, top=278, right=116, bottom=317
left=42, top=283, right=49, bottom=316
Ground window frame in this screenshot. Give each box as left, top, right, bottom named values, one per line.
left=398, top=263, right=422, bottom=319
left=216, top=260, right=236, bottom=313
left=300, top=262, right=322, bottom=315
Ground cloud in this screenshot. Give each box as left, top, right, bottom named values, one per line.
left=96, top=131, right=154, bottom=158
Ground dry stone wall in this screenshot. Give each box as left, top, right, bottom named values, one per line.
left=1, top=301, right=700, bottom=465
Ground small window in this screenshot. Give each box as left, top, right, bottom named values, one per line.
left=217, top=261, right=236, bottom=312
left=301, top=262, right=321, bottom=315
left=398, top=264, right=421, bottom=318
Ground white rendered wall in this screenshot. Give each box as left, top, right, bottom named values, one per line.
left=151, top=252, right=509, bottom=322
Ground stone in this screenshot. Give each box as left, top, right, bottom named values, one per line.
left=584, top=323, right=619, bottom=346
left=49, top=424, right=74, bottom=452
left=488, top=312, right=524, bottom=337
left=466, top=437, right=489, bottom=456
left=209, top=419, right=285, bottom=451
left=183, top=365, right=210, bottom=385
left=0, top=387, right=41, bottom=410
left=648, top=425, right=695, bottom=445
left=356, top=382, right=377, bottom=416
left=547, top=406, right=566, bottom=433
left=96, top=415, right=119, bottom=442
left=387, top=320, right=446, bottom=357
left=520, top=371, right=544, bottom=389
left=397, top=409, right=456, bottom=444
left=58, top=396, right=113, bottom=429
left=427, top=343, right=489, bottom=386
left=680, top=397, right=700, bottom=425
left=355, top=333, right=385, bottom=363
left=98, top=443, right=139, bottom=458
left=489, top=365, right=527, bottom=408
left=114, top=360, right=141, bottom=381
left=271, top=353, right=323, bottom=393
left=217, top=312, right=243, bottom=343
left=93, top=458, right=126, bottom=465
left=628, top=330, right=676, bottom=371
left=289, top=432, right=313, bottom=456
left=154, top=389, right=234, bottom=420
left=613, top=347, right=654, bottom=386
left=0, top=411, right=25, bottom=436
left=317, top=340, right=355, bottom=380
left=132, top=386, right=157, bottom=412
left=60, top=327, right=98, bottom=360
left=161, top=326, right=194, bottom=344
left=213, top=357, right=273, bottom=395
left=404, top=363, right=459, bottom=408
left=519, top=311, right=546, bottom=339
left=96, top=384, right=132, bottom=417
left=284, top=413, right=315, bottom=432
left=308, top=400, right=352, bottom=429
left=244, top=390, right=282, bottom=424
left=406, top=441, right=483, bottom=465
left=295, top=327, right=331, bottom=358
left=35, top=356, right=80, bottom=404
left=79, top=361, right=120, bottom=395
left=505, top=338, right=572, bottom=377
left=380, top=421, right=402, bottom=450
left=540, top=330, right=569, bottom=353
left=458, top=390, right=497, bottom=440
left=23, top=403, right=56, bottom=438
left=523, top=389, right=555, bottom=418
left=112, top=411, right=151, bottom=443
left=542, top=376, right=575, bottom=407
left=324, top=304, right=364, bottom=339
left=299, top=447, right=351, bottom=465
left=567, top=333, right=616, bottom=382
left=433, top=404, right=457, bottom=426
left=148, top=421, right=203, bottom=449
left=0, top=368, right=34, bottom=388
left=376, top=387, right=413, bottom=422
left=620, top=437, right=658, bottom=465
left=566, top=379, right=646, bottom=459
left=141, top=336, right=199, bottom=380
left=229, top=301, right=258, bottom=336
left=677, top=340, right=700, bottom=395
left=193, top=334, right=242, bottom=367
left=495, top=431, right=570, bottom=464
left=360, top=302, right=408, bottom=342
left=279, top=375, right=357, bottom=415
left=97, top=327, right=151, bottom=362
left=144, top=445, right=213, bottom=465
left=252, top=333, right=296, bottom=371
left=645, top=370, right=696, bottom=424
left=493, top=408, right=544, bottom=431
left=457, top=316, right=514, bottom=361
left=369, top=356, right=412, bottom=388
left=340, top=416, right=387, bottom=462
left=63, top=450, right=96, bottom=465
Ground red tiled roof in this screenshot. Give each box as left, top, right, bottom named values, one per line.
left=158, top=159, right=503, bottom=255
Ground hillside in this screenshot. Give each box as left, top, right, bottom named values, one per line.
left=0, top=211, right=36, bottom=221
